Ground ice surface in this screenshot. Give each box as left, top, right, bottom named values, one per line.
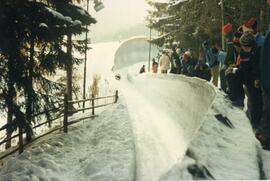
left=118, top=72, right=216, bottom=181
left=114, top=36, right=158, bottom=70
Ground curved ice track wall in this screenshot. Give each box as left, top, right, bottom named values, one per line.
left=129, top=74, right=216, bottom=142
left=113, top=36, right=159, bottom=70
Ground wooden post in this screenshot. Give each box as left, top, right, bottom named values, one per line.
left=221, top=0, right=225, bottom=50
left=115, top=90, right=119, bottom=103
left=18, top=127, right=23, bottom=154
left=91, top=94, right=95, bottom=115
left=64, top=94, right=68, bottom=133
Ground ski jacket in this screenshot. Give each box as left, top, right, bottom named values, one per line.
left=255, top=33, right=265, bottom=47
left=159, top=54, right=171, bottom=71
left=261, top=29, right=270, bottom=93
left=238, top=47, right=261, bottom=84
left=205, top=48, right=219, bottom=68
left=224, top=41, right=236, bottom=66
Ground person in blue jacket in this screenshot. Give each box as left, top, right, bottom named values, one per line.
left=203, top=41, right=220, bottom=87
left=258, top=0, right=270, bottom=149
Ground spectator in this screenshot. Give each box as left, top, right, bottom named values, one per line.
left=216, top=44, right=227, bottom=92
left=193, top=60, right=211, bottom=81
left=243, top=17, right=265, bottom=47
left=159, top=50, right=171, bottom=74
left=257, top=0, right=270, bottom=150
left=176, top=48, right=184, bottom=74
left=139, top=65, right=146, bottom=74
left=152, top=58, right=158, bottom=73
left=223, top=23, right=245, bottom=107
left=181, top=51, right=197, bottom=76
left=170, top=46, right=181, bottom=74
left=238, top=32, right=263, bottom=130
left=203, top=41, right=220, bottom=87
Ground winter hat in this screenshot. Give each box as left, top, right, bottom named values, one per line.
left=223, top=23, right=233, bottom=35
left=240, top=32, right=255, bottom=47
left=184, top=51, right=191, bottom=57
left=243, top=18, right=257, bottom=33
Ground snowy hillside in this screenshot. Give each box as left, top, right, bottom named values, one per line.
left=0, top=103, right=135, bottom=181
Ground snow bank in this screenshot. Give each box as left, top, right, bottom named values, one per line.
left=160, top=91, right=261, bottom=180
left=0, top=102, right=135, bottom=181
left=262, top=150, right=270, bottom=179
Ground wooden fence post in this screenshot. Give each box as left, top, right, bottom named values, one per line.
left=18, top=127, right=23, bottom=154
left=115, top=90, right=119, bottom=103
left=64, top=94, right=68, bottom=133
left=92, top=94, right=95, bottom=115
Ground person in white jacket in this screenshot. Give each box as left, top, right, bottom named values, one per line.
left=159, top=51, right=171, bottom=74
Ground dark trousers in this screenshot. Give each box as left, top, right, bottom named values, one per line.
left=226, top=72, right=245, bottom=102
left=261, top=90, right=270, bottom=139
left=244, top=82, right=263, bottom=129
left=220, top=68, right=227, bottom=92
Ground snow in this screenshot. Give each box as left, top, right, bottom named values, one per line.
left=169, top=0, right=188, bottom=7
left=119, top=71, right=216, bottom=181
left=154, top=15, right=176, bottom=22
left=172, top=92, right=261, bottom=180
left=45, top=7, right=68, bottom=23
left=72, top=20, right=82, bottom=27
left=262, top=150, right=270, bottom=179
left=0, top=103, right=135, bottom=181
left=114, top=36, right=158, bottom=70
left=75, top=6, right=89, bottom=17
left=39, top=23, right=48, bottom=28
left=65, top=16, right=73, bottom=23
left=1, top=39, right=270, bottom=180
left=119, top=62, right=261, bottom=180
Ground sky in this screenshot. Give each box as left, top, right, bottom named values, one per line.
left=87, top=0, right=150, bottom=42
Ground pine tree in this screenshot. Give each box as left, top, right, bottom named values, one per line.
left=0, top=0, right=96, bottom=148
left=147, top=0, right=268, bottom=50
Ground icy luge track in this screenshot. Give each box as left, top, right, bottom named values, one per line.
left=121, top=73, right=216, bottom=181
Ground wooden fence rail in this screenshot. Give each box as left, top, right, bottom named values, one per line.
left=0, top=90, right=119, bottom=160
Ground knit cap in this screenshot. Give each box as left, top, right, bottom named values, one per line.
left=223, top=23, right=233, bottom=35
left=240, top=32, right=255, bottom=47
left=243, top=18, right=257, bottom=33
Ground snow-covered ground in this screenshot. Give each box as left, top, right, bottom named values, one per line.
left=0, top=102, right=135, bottom=181
left=0, top=39, right=269, bottom=180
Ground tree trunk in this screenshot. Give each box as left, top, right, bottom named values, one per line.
left=5, top=56, right=16, bottom=149
left=25, top=36, right=35, bottom=142
left=66, top=34, right=73, bottom=112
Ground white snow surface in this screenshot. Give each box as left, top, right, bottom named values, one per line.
left=0, top=103, right=135, bottom=181
left=262, top=150, right=270, bottom=179
left=0, top=40, right=269, bottom=180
